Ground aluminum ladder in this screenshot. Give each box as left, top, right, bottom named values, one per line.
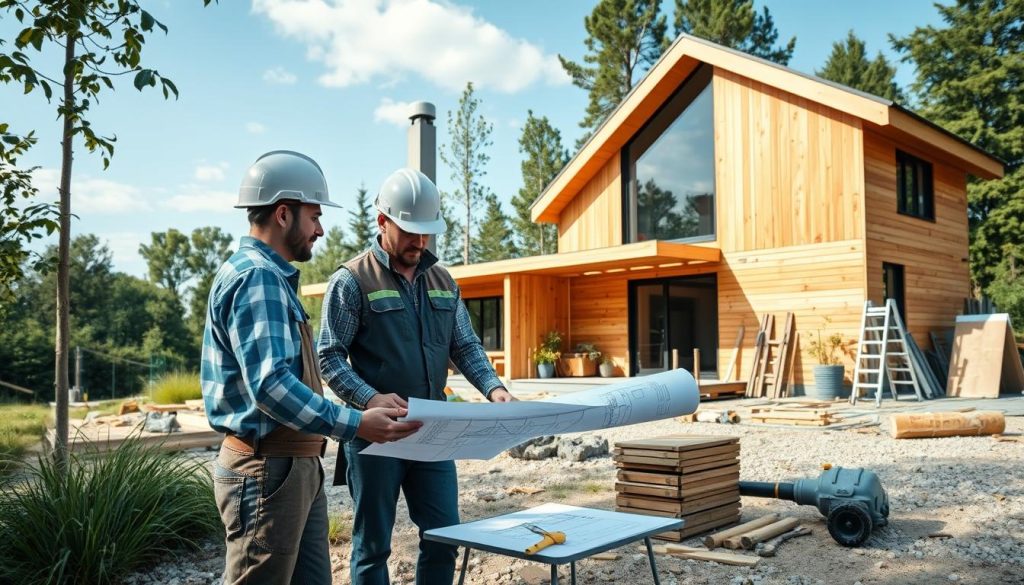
left=850, top=299, right=923, bottom=406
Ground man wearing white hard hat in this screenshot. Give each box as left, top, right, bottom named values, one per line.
left=201, top=151, right=422, bottom=584
left=318, top=168, right=514, bottom=584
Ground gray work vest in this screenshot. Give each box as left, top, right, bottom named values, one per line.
left=342, top=250, right=457, bottom=402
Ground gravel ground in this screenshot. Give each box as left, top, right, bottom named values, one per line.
left=121, top=415, right=1024, bottom=585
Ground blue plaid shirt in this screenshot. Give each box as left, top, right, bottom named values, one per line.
left=201, top=236, right=361, bottom=441
left=317, top=238, right=503, bottom=408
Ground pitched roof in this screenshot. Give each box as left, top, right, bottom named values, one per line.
left=531, top=34, right=1004, bottom=223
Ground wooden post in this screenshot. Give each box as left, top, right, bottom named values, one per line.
left=703, top=514, right=780, bottom=549
left=891, top=411, right=1005, bottom=439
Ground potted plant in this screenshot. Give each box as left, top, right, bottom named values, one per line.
left=562, top=342, right=600, bottom=377
left=533, top=330, right=562, bottom=379
left=805, top=318, right=850, bottom=400
left=598, top=356, right=616, bottom=378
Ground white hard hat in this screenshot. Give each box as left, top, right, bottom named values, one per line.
left=375, top=168, right=446, bottom=235
left=235, top=150, right=341, bottom=209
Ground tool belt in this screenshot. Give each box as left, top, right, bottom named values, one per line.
left=223, top=425, right=327, bottom=458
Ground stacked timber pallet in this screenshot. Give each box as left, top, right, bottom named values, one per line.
left=614, top=435, right=740, bottom=541
left=747, top=405, right=839, bottom=426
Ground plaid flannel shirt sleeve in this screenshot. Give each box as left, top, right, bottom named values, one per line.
left=317, top=269, right=378, bottom=409
left=227, top=268, right=360, bottom=441
left=449, top=282, right=504, bottom=398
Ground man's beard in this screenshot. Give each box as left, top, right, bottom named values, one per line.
left=286, top=221, right=313, bottom=261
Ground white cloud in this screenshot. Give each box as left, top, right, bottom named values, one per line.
left=252, top=0, right=569, bottom=93
left=194, top=162, right=228, bottom=182
left=262, top=66, right=298, bottom=84
left=373, top=98, right=415, bottom=126
left=246, top=121, right=267, bottom=134
left=163, top=185, right=238, bottom=213
left=102, top=232, right=147, bottom=274
left=30, top=168, right=151, bottom=213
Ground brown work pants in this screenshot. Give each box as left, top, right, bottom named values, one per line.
left=214, top=444, right=331, bottom=584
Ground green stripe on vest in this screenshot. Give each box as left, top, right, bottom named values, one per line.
left=427, top=289, right=455, bottom=299
left=367, top=289, right=401, bottom=301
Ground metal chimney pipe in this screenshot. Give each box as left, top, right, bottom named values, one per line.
left=407, top=101, right=437, bottom=253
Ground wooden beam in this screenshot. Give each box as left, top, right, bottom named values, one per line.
left=0, top=379, right=35, bottom=395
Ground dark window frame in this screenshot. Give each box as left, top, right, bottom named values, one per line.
left=464, top=296, right=503, bottom=351
left=895, top=150, right=935, bottom=221
left=882, top=262, right=907, bottom=320
left=622, top=64, right=716, bottom=244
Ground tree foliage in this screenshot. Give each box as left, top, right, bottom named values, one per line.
left=674, top=0, right=795, bottom=64
left=139, top=229, right=192, bottom=304
left=0, top=0, right=215, bottom=467
left=816, top=31, right=903, bottom=101
left=439, top=82, right=493, bottom=264
left=511, top=111, right=568, bottom=256
left=186, top=226, right=232, bottom=338
left=559, top=0, right=667, bottom=132
left=892, top=0, right=1023, bottom=326
left=473, top=193, right=517, bottom=262
left=341, top=184, right=376, bottom=261
left=299, top=225, right=346, bottom=331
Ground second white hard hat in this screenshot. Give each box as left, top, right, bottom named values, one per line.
left=375, top=168, right=447, bottom=235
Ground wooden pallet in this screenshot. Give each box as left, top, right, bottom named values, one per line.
left=746, top=405, right=839, bottom=426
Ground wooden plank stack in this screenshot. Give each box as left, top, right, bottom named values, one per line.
left=614, top=435, right=740, bottom=541
left=747, top=405, right=838, bottom=426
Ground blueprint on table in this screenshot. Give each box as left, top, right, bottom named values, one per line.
left=360, top=368, right=699, bottom=461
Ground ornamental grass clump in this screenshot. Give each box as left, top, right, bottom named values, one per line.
left=148, top=370, right=202, bottom=404
left=0, top=438, right=219, bottom=584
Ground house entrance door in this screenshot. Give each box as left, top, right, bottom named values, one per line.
left=629, top=275, right=718, bottom=377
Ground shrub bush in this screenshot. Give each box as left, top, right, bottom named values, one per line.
left=149, top=371, right=202, bottom=404
left=0, top=439, right=219, bottom=583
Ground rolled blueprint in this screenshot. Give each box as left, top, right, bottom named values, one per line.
left=360, top=368, right=699, bottom=461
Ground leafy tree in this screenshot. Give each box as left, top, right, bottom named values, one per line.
left=186, top=226, right=232, bottom=339
left=635, top=179, right=692, bottom=240
left=892, top=0, right=1023, bottom=329
left=0, top=127, right=56, bottom=308
left=674, top=0, right=795, bottom=64
left=437, top=197, right=465, bottom=266
left=439, top=82, right=493, bottom=264
left=473, top=193, right=517, bottom=262
left=0, top=0, right=215, bottom=466
left=816, top=31, right=903, bottom=101
left=559, top=0, right=667, bottom=133
left=511, top=111, right=568, bottom=256
left=341, top=184, right=377, bottom=260
left=139, top=228, right=192, bottom=305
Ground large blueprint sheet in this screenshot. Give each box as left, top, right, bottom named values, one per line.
left=360, top=368, right=699, bottom=461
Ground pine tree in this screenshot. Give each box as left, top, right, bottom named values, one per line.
left=511, top=111, right=568, bottom=256
left=674, top=0, right=795, bottom=64
left=439, top=82, right=493, bottom=264
left=559, top=0, right=667, bottom=133
left=437, top=196, right=465, bottom=266
left=341, top=184, right=377, bottom=260
left=892, top=0, right=1023, bottom=327
left=816, top=31, right=903, bottom=101
left=299, top=226, right=346, bottom=331
left=473, top=193, right=517, bottom=262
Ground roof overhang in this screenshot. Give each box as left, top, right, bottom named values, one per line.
left=531, top=34, right=1004, bottom=224
left=446, top=240, right=719, bottom=286
left=300, top=240, right=720, bottom=297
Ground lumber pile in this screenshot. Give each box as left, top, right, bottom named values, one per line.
left=747, top=405, right=840, bottom=426
left=614, top=435, right=740, bottom=541
left=746, top=313, right=796, bottom=399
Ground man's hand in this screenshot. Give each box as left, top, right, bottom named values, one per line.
left=366, top=392, right=408, bottom=409
left=356, top=407, right=422, bottom=443
left=488, top=387, right=517, bottom=402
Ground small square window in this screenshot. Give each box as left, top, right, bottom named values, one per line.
left=895, top=150, right=934, bottom=220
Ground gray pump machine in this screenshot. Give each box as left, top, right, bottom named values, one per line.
left=738, top=466, right=890, bottom=546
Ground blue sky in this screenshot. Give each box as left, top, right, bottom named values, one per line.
left=2, top=0, right=943, bottom=277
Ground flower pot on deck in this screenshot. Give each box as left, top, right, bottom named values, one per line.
left=537, top=363, right=556, bottom=379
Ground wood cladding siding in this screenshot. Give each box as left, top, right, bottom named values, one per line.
left=863, top=131, right=970, bottom=348
left=565, top=240, right=867, bottom=387
left=558, top=152, right=623, bottom=253
left=505, top=274, right=569, bottom=379
left=713, top=68, right=865, bottom=253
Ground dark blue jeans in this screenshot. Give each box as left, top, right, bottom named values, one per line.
left=344, top=438, right=459, bottom=585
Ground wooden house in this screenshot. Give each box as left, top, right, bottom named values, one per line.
left=306, top=35, right=1003, bottom=393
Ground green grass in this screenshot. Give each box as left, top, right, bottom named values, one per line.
left=328, top=512, right=353, bottom=545
left=0, top=403, right=49, bottom=474
left=149, top=371, right=201, bottom=404
left=546, top=482, right=574, bottom=500
left=0, top=438, right=220, bottom=584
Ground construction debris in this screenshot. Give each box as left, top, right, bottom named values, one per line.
left=118, top=399, right=139, bottom=415
left=755, top=525, right=812, bottom=557
left=703, top=514, right=780, bottom=549
left=662, top=544, right=760, bottom=567
left=747, top=405, right=839, bottom=426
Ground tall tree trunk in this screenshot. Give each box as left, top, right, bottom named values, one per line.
left=53, top=25, right=77, bottom=471
left=463, top=179, right=471, bottom=265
